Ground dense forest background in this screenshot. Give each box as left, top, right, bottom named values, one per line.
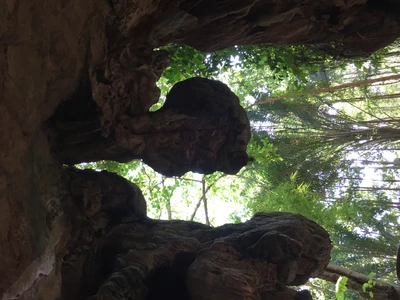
left=81, top=39, right=400, bottom=299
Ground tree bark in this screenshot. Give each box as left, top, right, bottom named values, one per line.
left=2, top=0, right=400, bottom=299
left=319, top=264, right=400, bottom=300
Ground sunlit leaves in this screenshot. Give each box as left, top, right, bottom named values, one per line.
left=335, top=276, right=349, bottom=300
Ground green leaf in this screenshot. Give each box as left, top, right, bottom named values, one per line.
left=336, top=276, right=348, bottom=299
left=173, top=71, right=181, bottom=81
left=362, top=283, right=368, bottom=292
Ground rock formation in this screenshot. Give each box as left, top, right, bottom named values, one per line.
left=1, top=0, right=400, bottom=299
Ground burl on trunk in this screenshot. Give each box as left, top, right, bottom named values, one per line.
left=61, top=169, right=331, bottom=300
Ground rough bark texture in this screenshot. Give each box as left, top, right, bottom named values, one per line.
left=60, top=169, right=331, bottom=300
left=1, top=0, right=399, bottom=299
left=51, top=77, right=251, bottom=176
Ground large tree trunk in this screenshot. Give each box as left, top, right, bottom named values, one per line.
left=1, top=0, right=400, bottom=299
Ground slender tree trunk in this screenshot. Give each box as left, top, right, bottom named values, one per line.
left=335, top=92, right=400, bottom=104
left=371, top=179, right=400, bottom=183
left=334, top=244, right=395, bottom=258
left=190, top=196, right=203, bottom=221
left=351, top=118, right=400, bottom=125
left=351, top=160, right=400, bottom=165
left=162, top=177, right=173, bottom=220
left=158, top=209, right=163, bottom=220
left=202, top=176, right=210, bottom=226
left=246, top=74, right=400, bottom=109
left=363, top=166, right=400, bottom=169
left=337, top=186, right=400, bottom=191
left=319, top=264, right=400, bottom=300
left=190, top=174, right=226, bottom=221
left=166, top=199, right=172, bottom=220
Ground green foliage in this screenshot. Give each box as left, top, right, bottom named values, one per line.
left=157, top=43, right=345, bottom=109
left=235, top=171, right=332, bottom=227
left=335, top=276, right=350, bottom=300
left=362, top=273, right=376, bottom=299
left=335, top=273, right=377, bottom=300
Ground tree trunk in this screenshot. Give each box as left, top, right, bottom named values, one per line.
left=319, top=264, right=400, bottom=300
left=337, top=92, right=400, bottom=104
left=351, top=160, right=400, bottom=166
left=202, top=176, right=210, bottom=226
left=247, top=75, right=400, bottom=109
left=162, top=177, right=172, bottom=220
left=2, top=0, right=400, bottom=299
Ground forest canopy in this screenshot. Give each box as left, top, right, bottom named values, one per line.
left=81, top=39, right=400, bottom=299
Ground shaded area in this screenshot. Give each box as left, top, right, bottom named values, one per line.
left=51, top=78, right=251, bottom=176
left=1, top=0, right=400, bottom=299
left=61, top=169, right=331, bottom=300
